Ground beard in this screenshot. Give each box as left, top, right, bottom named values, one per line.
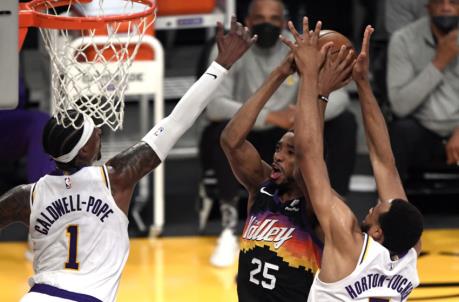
left=277, top=176, right=296, bottom=194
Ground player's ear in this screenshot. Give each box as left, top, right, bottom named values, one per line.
left=78, top=138, right=93, bottom=161
left=77, top=145, right=90, bottom=160
left=372, top=225, right=384, bottom=244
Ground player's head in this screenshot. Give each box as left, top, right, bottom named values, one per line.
left=361, top=199, right=423, bottom=254
left=426, top=0, right=459, bottom=33
left=42, top=110, right=102, bottom=169
left=270, top=130, right=297, bottom=188
left=245, top=0, right=286, bottom=48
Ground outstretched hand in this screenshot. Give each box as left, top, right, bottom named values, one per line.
left=352, top=25, right=374, bottom=83
left=214, top=16, right=257, bottom=69
left=319, top=44, right=356, bottom=96
left=280, top=17, right=332, bottom=76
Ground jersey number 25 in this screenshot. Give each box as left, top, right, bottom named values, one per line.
left=249, top=258, right=279, bottom=290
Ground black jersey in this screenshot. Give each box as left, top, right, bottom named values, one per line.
left=237, top=181, right=323, bottom=302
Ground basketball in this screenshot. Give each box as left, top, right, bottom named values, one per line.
left=318, top=30, right=355, bottom=59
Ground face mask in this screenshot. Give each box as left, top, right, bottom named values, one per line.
left=251, top=23, right=281, bottom=48
left=432, top=16, right=459, bottom=33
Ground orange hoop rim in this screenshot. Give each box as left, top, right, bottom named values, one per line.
left=19, top=0, right=156, bottom=30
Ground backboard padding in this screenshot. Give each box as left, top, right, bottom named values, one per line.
left=0, top=0, right=18, bottom=109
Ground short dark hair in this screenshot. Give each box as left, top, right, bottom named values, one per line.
left=42, top=110, right=85, bottom=167
left=379, top=199, right=423, bottom=254
left=247, top=0, right=286, bottom=17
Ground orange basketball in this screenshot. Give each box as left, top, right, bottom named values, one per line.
left=318, top=30, right=355, bottom=59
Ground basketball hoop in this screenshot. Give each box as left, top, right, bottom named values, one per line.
left=19, top=0, right=157, bottom=130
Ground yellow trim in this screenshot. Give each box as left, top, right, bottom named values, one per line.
left=361, top=236, right=372, bottom=264
left=368, top=297, right=391, bottom=302
left=31, top=184, right=37, bottom=205
left=100, top=166, right=108, bottom=189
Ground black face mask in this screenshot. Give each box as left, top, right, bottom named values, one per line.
left=432, top=15, right=459, bottom=33
left=251, top=23, right=281, bottom=49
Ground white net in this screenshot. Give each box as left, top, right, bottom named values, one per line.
left=39, top=0, right=156, bottom=130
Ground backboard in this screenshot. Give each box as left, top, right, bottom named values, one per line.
left=0, top=0, right=18, bottom=109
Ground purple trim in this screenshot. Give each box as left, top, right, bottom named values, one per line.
left=30, top=284, right=102, bottom=302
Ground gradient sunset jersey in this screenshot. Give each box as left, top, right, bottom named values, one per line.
left=237, top=181, right=323, bottom=302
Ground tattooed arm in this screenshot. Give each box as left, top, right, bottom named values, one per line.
left=105, top=143, right=160, bottom=215
left=0, top=184, right=32, bottom=230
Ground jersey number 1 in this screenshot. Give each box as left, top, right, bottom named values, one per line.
left=65, top=225, right=79, bottom=270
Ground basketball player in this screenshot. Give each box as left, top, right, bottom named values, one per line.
left=0, top=17, right=256, bottom=302
left=220, top=31, right=354, bottom=301
left=281, top=18, right=424, bottom=301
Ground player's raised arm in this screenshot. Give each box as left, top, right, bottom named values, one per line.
left=352, top=26, right=407, bottom=202
left=220, top=52, right=296, bottom=197
left=105, top=17, right=256, bottom=211
left=0, top=184, right=32, bottom=230
left=281, top=18, right=356, bottom=233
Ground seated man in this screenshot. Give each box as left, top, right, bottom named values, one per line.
left=200, top=0, right=357, bottom=268
left=386, top=0, right=428, bottom=34
left=387, top=0, right=459, bottom=181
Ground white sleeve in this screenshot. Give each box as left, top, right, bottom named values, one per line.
left=142, top=61, right=228, bottom=161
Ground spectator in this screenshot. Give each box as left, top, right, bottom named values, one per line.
left=200, top=0, right=357, bottom=267
left=386, top=0, right=428, bottom=34
left=387, top=0, right=459, bottom=181
left=0, top=75, right=53, bottom=186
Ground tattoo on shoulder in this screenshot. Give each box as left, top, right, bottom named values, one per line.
left=0, top=184, right=32, bottom=228
left=106, top=142, right=161, bottom=186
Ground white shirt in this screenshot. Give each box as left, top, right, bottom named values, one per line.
left=308, top=233, right=419, bottom=301
left=28, top=165, right=129, bottom=302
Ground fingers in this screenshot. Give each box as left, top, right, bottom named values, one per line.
left=335, top=45, right=348, bottom=63
left=319, top=42, right=333, bottom=66
left=342, top=49, right=355, bottom=69
left=313, top=20, right=322, bottom=42
left=287, top=21, right=302, bottom=42
left=216, top=21, right=224, bottom=41
left=362, top=25, right=374, bottom=55
left=320, top=42, right=334, bottom=55
left=280, top=34, right=296, bottom=50
left=229, top=16, right=245, bottom=37
left=341, top=56, right=355, bottom=80
left=230, top=15, right=237, bottom=32
left=243, top=26, right=257, bottom=45
left=302, top=17, right=310, bottom=37
left=242, top=26, right=250, bottom=40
